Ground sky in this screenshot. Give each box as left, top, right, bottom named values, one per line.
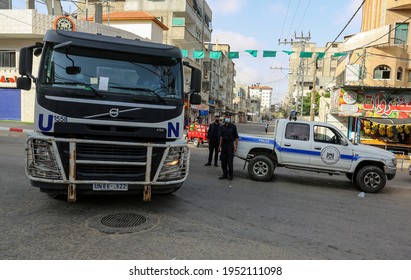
left=12, top=0, right=364, bottom=101
left=207, top=0, right=364, bottom=101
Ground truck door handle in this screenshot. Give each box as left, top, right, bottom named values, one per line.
left=284, top=143, right=291, bottom=146
left=314, top=146, right=322, bottom=150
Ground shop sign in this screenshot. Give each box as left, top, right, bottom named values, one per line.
left=332, top=88, right=411, bottom=119
left=191, top=104, right=209, bottom=110
left=53, top=16, right=76, bottom=31
left=0, top=75, right=17, bottom=83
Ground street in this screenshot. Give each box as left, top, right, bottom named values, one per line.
left=0, top=123, right=410, bottom=260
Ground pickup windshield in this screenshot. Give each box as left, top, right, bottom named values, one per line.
left=39, top=43, right=183, bottom=100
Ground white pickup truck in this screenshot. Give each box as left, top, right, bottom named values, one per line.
left=236, top=119, right=397, bottom=193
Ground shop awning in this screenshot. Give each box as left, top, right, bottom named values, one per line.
left=360, top=117, right=411, bottom=125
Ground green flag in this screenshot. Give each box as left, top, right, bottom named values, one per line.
left=181, top=50, right=188, bottom=57
left=300, top=52, right=313, bottom=58
left=193, top=50, right=205, bottom=59
left=315, top=52, right=325, bottom=60
left=246, top=50, right=258, bottom=57
left=263, top=50, right=277, bottom=57
left=228, top=52, right=239, bottom=59
left=210, top=51, right=222, bottom=59
left=282, top=50, right=294, bottom=55
left=333, top=52, right=347, bottom=57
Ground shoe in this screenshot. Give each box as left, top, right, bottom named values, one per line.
left=228, top=176, right=233, bottom=180
left=214, top=163, right=219, bottom=167
left=204, top=163, right=211, bottom=166
left=219, top=176, right=227, bottom=180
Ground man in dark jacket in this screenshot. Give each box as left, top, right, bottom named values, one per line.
left=205, top=115, right=221, bottom=167
left=218, top=114, right=239, bottom=180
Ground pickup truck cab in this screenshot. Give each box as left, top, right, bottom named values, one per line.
left=236, top=119, right=397, bottom=193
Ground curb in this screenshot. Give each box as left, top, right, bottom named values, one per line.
left=0, top=127, right=33, bottom=133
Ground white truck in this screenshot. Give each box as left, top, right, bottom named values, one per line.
left=236, top=119, right=397, bottom=193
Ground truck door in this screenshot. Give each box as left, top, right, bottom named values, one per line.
left=277, top=122, right=310, bottom=166
left=309, top=124, right=353, bottom=171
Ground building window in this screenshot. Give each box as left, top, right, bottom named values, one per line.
left=373, top=65, right=391, bottom=80
left=172, top=17, right=185, bottom=26
left=394, top=23, right=408, bottom=45
left=408, top=71, right=411, bottom=82
left=397, top=67, right=403, bottom=80
left=0, top=51, right=16, bottom=67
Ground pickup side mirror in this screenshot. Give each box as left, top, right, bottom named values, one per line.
left=340, top=138, right=348, bottom=146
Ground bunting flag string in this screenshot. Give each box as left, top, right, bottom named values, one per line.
left=181, top=49, right=347, bottom=60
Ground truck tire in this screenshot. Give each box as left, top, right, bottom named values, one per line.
left=193, top=138, right=199, bottom=147
left=355, top=166, right=386, bottom=193
left=248, top=155, right=274, bottom=182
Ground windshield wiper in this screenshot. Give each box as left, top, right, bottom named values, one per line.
left=110, top=86, right=168, bottom=104
left=44, top=82, right=106, bottom=98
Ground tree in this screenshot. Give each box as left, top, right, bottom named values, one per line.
left=302, top=91, right=330, bottom=116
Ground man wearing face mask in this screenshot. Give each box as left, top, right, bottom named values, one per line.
left=205, top=115, right=221, bottom=167
left=218, top=114, right=239, bottom=180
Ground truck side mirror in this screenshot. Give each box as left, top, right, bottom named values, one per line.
left=16, top=77, right=32, bottom=90
left=19, top=47, right=33, bottom=77
left=190, top=93, right=201, bottom=105
left=190, top=68, right=201, bottom=93
left=340, top=138, right=348, bottom=146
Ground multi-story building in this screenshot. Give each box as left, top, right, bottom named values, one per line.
left=330, top=0, right=411, bottom=147
left=287, top=41, right=343, bottom=116
left=202, top=42, right=236, bottom=123
left=232, top=84, right=247, bottom=123
left=248, top=85, right=272, bottom=121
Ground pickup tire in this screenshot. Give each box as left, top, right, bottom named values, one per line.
left=248, top=155, right=274, bottom=181
left=355, top=166, right=386, bottom=193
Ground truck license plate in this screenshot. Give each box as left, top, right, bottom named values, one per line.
left=93, top=183, right=128, bottom=191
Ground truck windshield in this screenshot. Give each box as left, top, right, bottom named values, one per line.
left=39, top=44, right=183, bottom=100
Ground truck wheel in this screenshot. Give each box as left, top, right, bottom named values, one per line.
left=248, top=155, right=274, bottom=181
left=355, top=166, right=386, bottom=193
left=193, top=138, right=199, bottom=147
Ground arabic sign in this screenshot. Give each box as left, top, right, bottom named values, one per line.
left=331, top=88, right=411, bottom=119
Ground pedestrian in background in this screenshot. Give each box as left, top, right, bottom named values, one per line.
left=219, top=114, right=239, bottom=180
left=205, top=115, right=221, bottom=167
left=264, top=121, right=269, bottom=134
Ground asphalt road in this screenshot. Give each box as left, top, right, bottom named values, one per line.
left=0, top=124, right=410, bottom=260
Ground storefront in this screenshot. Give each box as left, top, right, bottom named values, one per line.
left=331, top=86, right=411, bottom=159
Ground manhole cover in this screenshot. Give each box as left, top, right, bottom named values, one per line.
left=101, top=213, right=146, bottom=228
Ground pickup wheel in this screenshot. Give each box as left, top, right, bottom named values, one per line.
left=248, top=155, right=274, bottom=181
left=355, top=166, right=386, bottom=193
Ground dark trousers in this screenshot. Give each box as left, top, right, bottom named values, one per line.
left=220, top=142, right=234, bottom=177
left=207, top=139, right=219, bottom=164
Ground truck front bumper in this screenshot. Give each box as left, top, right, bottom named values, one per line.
left=384, top=165, right=397, bottom=180
left=25, top=134, right=190, bottom=201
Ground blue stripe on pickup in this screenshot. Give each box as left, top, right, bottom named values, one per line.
left=239, top=135, right=360, bottom=161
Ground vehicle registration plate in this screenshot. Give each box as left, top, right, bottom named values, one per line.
left=93, top=183, right=128, bottom=191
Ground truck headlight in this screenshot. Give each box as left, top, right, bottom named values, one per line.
left=27, top=139, right=62, bottom=179
left=158, top=147, right=189, bottom=181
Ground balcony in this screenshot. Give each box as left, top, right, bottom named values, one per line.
left=386, top=0, right=411, bottom=10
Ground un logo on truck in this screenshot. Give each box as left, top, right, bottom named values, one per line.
left=320, top=146, right=340, bottom=165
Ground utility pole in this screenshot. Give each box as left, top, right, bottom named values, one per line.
left=309, top=60, right=318, bottom=121
left=279, top=32, right=311, bottom=117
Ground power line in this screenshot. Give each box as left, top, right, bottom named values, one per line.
left=323, top=0, right=366, bottom=54
left=286, top=0, right=302, bottom=38
left=279, top=0, right=292, bottom=43
left=295, top=0, right=312, bottom=33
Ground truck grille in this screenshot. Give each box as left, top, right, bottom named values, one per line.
left=57, top=142, right=164, bottom=181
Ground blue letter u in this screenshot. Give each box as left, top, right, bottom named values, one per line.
left=38, top=114, right=53, bottom=131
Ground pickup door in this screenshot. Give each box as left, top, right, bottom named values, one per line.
left=277, top=122, right=310, bottom=166
left=309, top=124, right=354, bottom=171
